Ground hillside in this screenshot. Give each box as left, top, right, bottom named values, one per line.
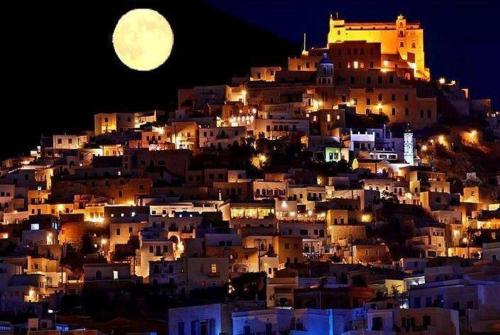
left=1, top=0, right=298, bottom=158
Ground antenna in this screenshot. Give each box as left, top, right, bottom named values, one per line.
left=302, top=33, right=308, bottom=55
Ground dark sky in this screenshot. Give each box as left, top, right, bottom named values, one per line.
left=0, top=0, right=498, bottom=158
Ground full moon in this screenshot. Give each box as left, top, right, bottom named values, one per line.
left=112, top=9, right=174, bottom=71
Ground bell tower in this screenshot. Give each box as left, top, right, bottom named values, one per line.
left=404, top=124, right=415, bottom=166
left=328, top=12, right=346, bottom=45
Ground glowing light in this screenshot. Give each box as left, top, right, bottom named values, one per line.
left=438, top=135, right=448, bottom=147
left=313, top=99, right=324, bottom=110
left=241, top=90, right=247, bottom=104
left=89, top=217, right=105, bottom=224
left=154, top=126, right=165, bottom=135
left=439, top=77, right=446, bottom=84
left=353, top=61, right=359, bottom=69
left=421, top=145, right=428, bottom=152
left=101, top=238, right=108, bottom=246
left=112, top=9, right=174, bottom=71
left=258, top=154, right=267, bottom=163
left=361, top=214, right=372, bottom=223
left=47, top=232, right=53, bottom=245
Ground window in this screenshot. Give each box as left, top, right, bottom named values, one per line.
left=405, top=108, right=409, bottom=116
left=116, top=228, right=120, bottom=236
left=372, top=317, right=383, bottom=331
left=266, top=323, right=272, bottom=335
left=423, top=315, right=431, bottom=327
left=211, top=264, right=217, bottom=273
left=113, top=270, right=119, bottom=280
left=178, top=322, right=185, bottom=335
left=392, top=108, right=396, bottom=116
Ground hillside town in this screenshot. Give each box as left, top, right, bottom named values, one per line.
left=0, top=14, right=499, bottom=335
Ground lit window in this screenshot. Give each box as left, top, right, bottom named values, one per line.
left=211, top=264, right=217, bottom=273
left=113, top=270, right=119, bottom=280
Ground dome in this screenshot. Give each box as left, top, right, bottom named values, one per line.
left=319, top=53, right=333, bottom=65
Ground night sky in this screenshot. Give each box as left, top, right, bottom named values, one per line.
left=1, top=0, right=498, bottom=158
left=206, top=0, right=499, bottom=103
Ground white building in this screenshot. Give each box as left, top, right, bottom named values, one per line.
left=168, top=303, right=232, bottom=335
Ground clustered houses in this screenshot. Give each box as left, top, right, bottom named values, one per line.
left=0, top=14, right=499, bottom=335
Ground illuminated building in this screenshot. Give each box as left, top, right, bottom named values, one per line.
left=94, top=111, right=157, bottom=135
left=328, top=14, right=429, bottom=80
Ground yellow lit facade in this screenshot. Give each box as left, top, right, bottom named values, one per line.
left=328, top=14, right=429, bottom=80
